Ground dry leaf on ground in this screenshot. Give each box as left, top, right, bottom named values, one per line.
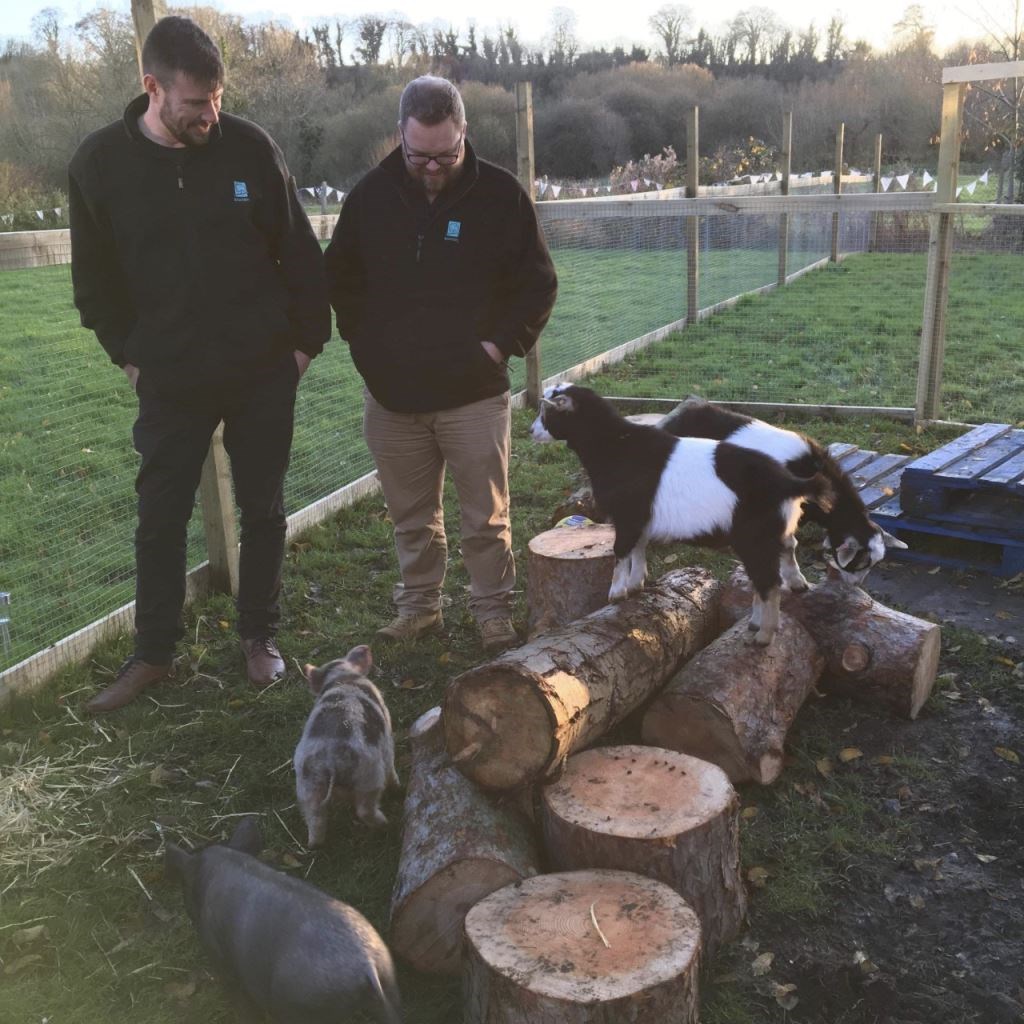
left=839, top=747, right=863, bottom=763
left=751, top=952, right=774, bottom=976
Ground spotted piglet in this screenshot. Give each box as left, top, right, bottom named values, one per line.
left=295, top=645, right=399, bottom=848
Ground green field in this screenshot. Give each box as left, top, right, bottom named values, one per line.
left=1, top=245, right=1023, bottom=675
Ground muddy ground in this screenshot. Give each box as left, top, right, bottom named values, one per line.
left=705, top=562, right=1024, bottom=1024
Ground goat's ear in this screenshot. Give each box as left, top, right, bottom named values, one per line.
left=343, top=644, right=372, bottom=676
left=164, top=842, right=192, bottom=882
left=552, top=393, right=575, bottom=413
left=539, top=396, right=556, bottom=409
left=835, top=537, right=860, bottom=568
left=881, top=529, right=908, bottom=550
left=227, top=816, right=263, bottom=855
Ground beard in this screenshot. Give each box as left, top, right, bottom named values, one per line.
left=160, top=106, right=213, bottom=148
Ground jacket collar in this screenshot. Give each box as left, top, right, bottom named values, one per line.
left=381, top=136, right=480, bottom=212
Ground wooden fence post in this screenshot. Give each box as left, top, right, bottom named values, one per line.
left=917, top=81, right=964, bottom=421
left=686, top=106, right=700, bottom=325
left=516, top=81, right=541, bottom=409
left=830, top=122, right=844, bottom=263
left=132, top=0, right=238, bottom=596
left=869, top=133, right=883, bottom=252
left=130, top=0, right=166, bottom=79
left=777, top=111, right=792, bottom=287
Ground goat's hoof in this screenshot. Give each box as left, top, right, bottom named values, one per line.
left=753, top=630, right=774, bottom=646
left=608, top=589, right=627, bottom=604
left=746, top=619, right=759, bottom=631
left=787, top=579, right=810, bottom=593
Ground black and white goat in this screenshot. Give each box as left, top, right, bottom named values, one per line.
left=531, top=384, right=834, bottom=645
left=658, top=397, right=907, bottom=585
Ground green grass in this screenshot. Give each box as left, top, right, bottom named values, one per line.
left=2, top=245, right=1022, bottom=677
left=0, top=394, right=1002, bottom=1023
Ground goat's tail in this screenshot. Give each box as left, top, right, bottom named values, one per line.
left=789, top=470, right=834, bottom=513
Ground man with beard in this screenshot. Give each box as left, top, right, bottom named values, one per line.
left=324, top=76, right=557, bottom=652
left=68, top=16, right=329, bottom=711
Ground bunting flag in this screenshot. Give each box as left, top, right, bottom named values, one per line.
left=965, top=180, right=977, bottom=195
left=302, top=187, right=315, bottom=196
left=36, top=210, right=44, bottom=220
left=605, top=185, right=612, bottom=193
left=550, top=184, right=561, bottom=198
left=1, top=214, right=12, bottom=225
left=979, top=170, right=989, bottom=184
left=921, top=170, right=933, bottom=186
left=630, top=179, right=639, bottom=192
left=537, top=182, right=548, bottom=196
left=896, top=174, right=910, bottom=190
left=880, top=176, right=893, bottom=192
left=956, top=186, right=963, bottom=197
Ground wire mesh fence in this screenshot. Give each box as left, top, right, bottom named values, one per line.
left=2, top=187, right=1022, bottom=686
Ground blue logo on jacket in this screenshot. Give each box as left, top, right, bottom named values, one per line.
left=445, top=220, right=461, bottom=241
left=233, top=181, right=250, bottom=201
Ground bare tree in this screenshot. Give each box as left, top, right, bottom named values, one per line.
left=825, top=14, right=848, bottom=64
left=728, top=7, right=783, bottom=65
left=549, top=7, right=580, bottom=66
left=649, top=4, right=692, bottom=67
left=355, top=15, right=388, bottom=65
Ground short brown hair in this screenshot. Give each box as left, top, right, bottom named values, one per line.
left=399, top=76, right=465, bottom=129
left=142, top=16, right=224, bottom=88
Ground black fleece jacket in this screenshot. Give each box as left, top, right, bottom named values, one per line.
left=68, top=95, right=330, bottom=384
left=324, top=142, right=558, bottom=413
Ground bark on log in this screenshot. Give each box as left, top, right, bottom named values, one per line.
left=389, top=708, right=541, bottom=975
left=444, top=568, right=724, bottom=792
left=720, top=567, right=940, bottom=719
left=526, top=524, right=617, bottom=637
left=641, top=614, right=824, bottom=785
left=463, top=870, right=701, bottom=1024
left=541, top=745, right=746, bottom=954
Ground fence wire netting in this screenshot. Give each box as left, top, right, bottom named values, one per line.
left=2, top=186, right=1023, bottom=681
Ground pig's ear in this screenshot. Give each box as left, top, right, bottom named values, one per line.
left=306, top=664, right=327, bottom=695
left=344, top=644, right=372, bottom=676
left=164, top=843, right=192, bottom=882
left=227, top=816, right=263, bottom=855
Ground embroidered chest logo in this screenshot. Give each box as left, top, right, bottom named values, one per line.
left=233, top=181, right=250, bottom=201
left=445, top=219, right=461, bottom=241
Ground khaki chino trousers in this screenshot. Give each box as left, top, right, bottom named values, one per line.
left=363, top=390, right=515, bottom=623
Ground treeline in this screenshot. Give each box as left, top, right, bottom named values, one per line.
left=0, top=2, right=1021, bottom=220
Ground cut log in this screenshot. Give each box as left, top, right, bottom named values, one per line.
left=444, top=568, right=724, bottom=792
left=526, top=524, right=617, bottom=637
left=389, top=708, right=541, bottom=975
left=463, top=870, right=701, bottom=1024
left=541, top=745, right=746, bottom=954
left=641, top=613, right=824, bottom=785
left=720, top=567, right=940, bottom=719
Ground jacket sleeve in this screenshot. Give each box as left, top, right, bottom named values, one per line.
left=266, top=141, right=332, bottom=359
left=488, top=187, right=558, bottom=360
left=68, top=153, right=136, bottom=366
left=323, top=186, right=366, bottom=344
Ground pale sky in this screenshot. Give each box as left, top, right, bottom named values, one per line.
left=0, top=0, right=998, bottom=57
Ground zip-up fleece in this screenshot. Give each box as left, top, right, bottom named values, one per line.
left=324, top=141, right=557, bottom=413
left=68, top=94, right=330, bottom=384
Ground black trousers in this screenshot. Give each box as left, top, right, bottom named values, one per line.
left=130, top=355, right=299, bottom=663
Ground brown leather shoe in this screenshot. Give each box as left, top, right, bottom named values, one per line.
left=85, top=658, right=171, bottom=714
left=241, top=636, right=285, bottom=686
left=479, top=617, right=518, bottom=654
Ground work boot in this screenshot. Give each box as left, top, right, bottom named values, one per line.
left=85, top=657, right=171, bottom=714
left=479, top=617, right=518, bottom=654
left=375, top=610, right=443, bottom=642
left=240, top=637, right=285, bottom=687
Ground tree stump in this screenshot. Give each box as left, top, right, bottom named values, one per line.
left=641, top=614, right=824, bottom=784
left=463, top=870, right=701, bottom=1024
left=526, top=524, right=617, bottom=637
left=389, top=708, right=541, bottom=974
left=720, top=567, right=940, bottom=719
left=444, top=568, right=723, bottom=792
left=540, top=745, right=746, bottom=954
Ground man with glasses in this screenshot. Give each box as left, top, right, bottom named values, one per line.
left=325, top=76, right=557, bottom=652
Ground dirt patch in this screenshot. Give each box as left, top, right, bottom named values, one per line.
left=704, top=565, right=1024, bottom=1024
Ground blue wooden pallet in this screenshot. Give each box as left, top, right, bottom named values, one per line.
left=898, top=423, right=1024, bottom=537
left=827, top=435, right=1024, bottom=578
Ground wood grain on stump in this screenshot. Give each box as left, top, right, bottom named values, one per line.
left=444, top=568, right=724, bottom=792
left=541, top=745, right=746, bottom=953
left=389, top=708, right=540, bottom=974
left=641, top=613, right=824, bottom=785
left=463, top=870, right=701, bottom=1023
left=720, top=567, right=940, bottom=719
left=527, top=524, right=617, bottom=637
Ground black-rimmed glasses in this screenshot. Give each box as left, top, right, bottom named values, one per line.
left=400, top=128, right=464, bottom=167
